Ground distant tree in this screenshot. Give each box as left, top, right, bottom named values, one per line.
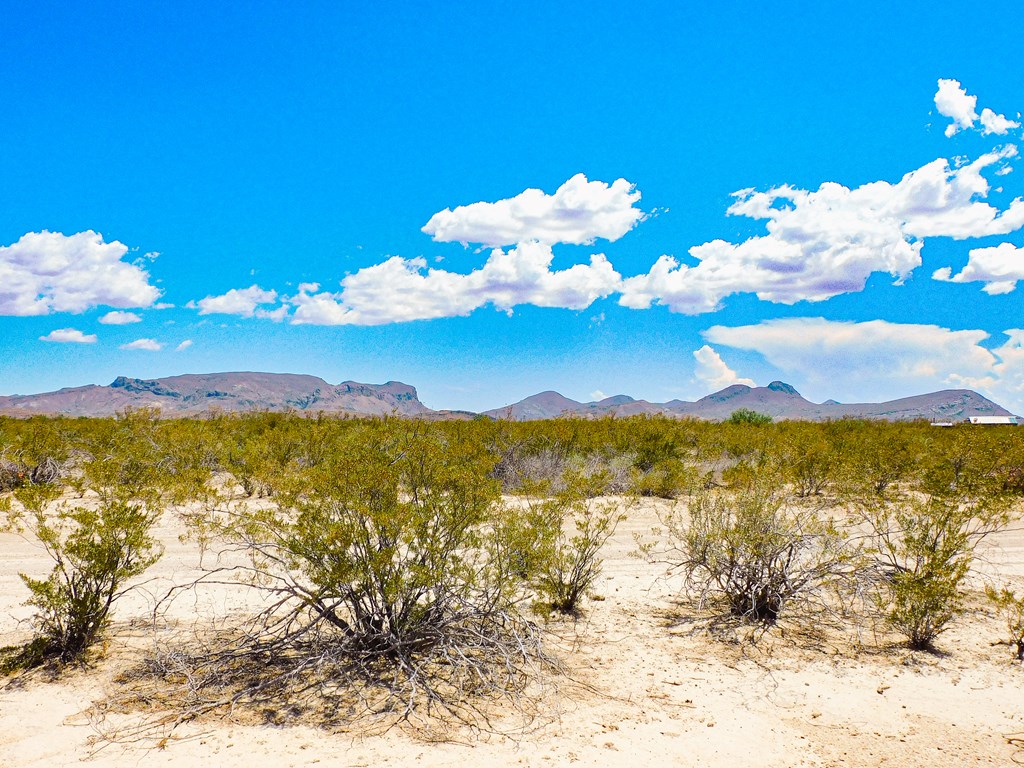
left=726, top=408, right=773, bottom=426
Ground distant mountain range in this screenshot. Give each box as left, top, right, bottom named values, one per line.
left=482, top=380, right=1014, bottom=421
left=0, top=373, right=1014, bottom=422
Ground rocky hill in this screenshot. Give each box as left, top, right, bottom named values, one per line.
left=0, top=372, right=432, bottom=417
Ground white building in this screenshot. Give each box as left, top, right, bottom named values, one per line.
left=967, top=415, right=1019, bottom=425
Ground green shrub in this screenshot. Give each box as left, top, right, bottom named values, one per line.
left=177, top=422, right=551, bottom=719
left=1, top=411, right=197, bottom=670
left=662, top=479, right=852, bottom=626
left=726, top=408, right=773, bottom=426
left=527, top=472, right=626, bottom=616
left=2, top=482, right=163, bottom=669
left=862, top=495, right=1008, bottom=650
left=984, top=584, right=1024, bottom=662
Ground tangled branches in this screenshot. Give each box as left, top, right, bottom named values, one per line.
left=656, top=478, right=858, bottom=629
left=131, top=423, right=557, bottom=732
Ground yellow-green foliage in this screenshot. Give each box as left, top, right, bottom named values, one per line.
left=200, top=421, right=525, bottom=661
left=1, top=411, right=215, bottom=670
left=861, top=493, right=1010, bottom=650
left=520, top=471, right=627, bottom=616
left=663, top=477, right=853, bottom=625
left=1, top=412, right=1021, bottom=667
left=985, top=584, right=1024, bottom=661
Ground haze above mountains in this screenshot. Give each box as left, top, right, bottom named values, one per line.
left=0, top=372, right=1014, bottom=422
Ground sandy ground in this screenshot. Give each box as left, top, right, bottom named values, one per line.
left=2, top=496, right=1023, bottom=767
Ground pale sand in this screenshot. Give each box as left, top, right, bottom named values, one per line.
left=2, top=498, right=1023, bottom=767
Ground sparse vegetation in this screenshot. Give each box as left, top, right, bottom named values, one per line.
left=0, top=412, right=1021, bottom=735
left=860, top=493, right=1010, bottom=650
left=985, top=584, right=1024, bottom=662
left=1, top=412, right=203, bottom=670
left=525, top=472, right=627, bottom=616
left=658, top=477, right=854, bottom=626
left=157, top=421, right=556, bottom=725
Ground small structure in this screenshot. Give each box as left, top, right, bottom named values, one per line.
left=968, top=415, right=1019, bottom=426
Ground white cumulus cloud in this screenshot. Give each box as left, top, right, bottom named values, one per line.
left=0, top=231, right=161, bottom=316
left=692, top=345, right=755, bottom=391
left=120, top=338, right=162, bottom=351
left=39, top=327, right=97, bottom=344
left=933, top=242, right=1024, bottom=294
left=98, top=310, right=142, bottom=325
left=175, top=339, right=193, bottom=351
left=935, top=78, right=1020, bottom=137
left=289, top=242, right=622, bottom=325
left=422, top=173, right=645, bottom=247
left=191, top=285, right=283, bottom=319
left=702, top=317, right=1004, bottom=404
left=620, top=148, right=1023, bottom=314
left=981, top=108, right=1021, bottom=136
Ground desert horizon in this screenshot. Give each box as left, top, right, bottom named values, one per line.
left=0, top=370, right=1018, bottom=423
left=4, top=4, right=1024, bottom=766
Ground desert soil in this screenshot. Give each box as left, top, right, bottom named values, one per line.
left=2, top=497, right=1023, bottom=767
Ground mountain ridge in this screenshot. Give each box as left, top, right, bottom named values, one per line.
left=0, top=372, right=1015, bottom=422
left=484, top=381, right=1015, bottom=422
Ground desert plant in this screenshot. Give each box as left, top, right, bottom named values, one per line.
left=0, top=412, right=198, bottom=670
left=776, top=426, right=840, bottom=498
left=862, top=494, right=1009, bottom=650
left=526, top=472, right=626, bottom=615
left=168, top=422, right=552, bottom=723
left=2, top=481, right=163, bottom=669
left=985, top=584, right=1024, bottom=662
left=662, top=479, right=853, bottom=626
left=726, top=408, right=773, bottom=426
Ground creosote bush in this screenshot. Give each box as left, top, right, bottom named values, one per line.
left=520, top=472, right=627, bottom=616
left=985, top=584, right=1024, bottom=662
left=2, top=489, right=163, bottom=669
left=726, top=408, right=772, bottom=426
left=1, top=412, right=191, bottom=671
left=861, top=494, right=1010, bottom=650
left=660, top=477, right=854, bottom=626
left=166, top=422, right=555, bottom=724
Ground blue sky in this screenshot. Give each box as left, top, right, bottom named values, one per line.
left=3, top=2, right=1024, bottom=412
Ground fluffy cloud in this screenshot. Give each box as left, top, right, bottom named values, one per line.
left=935, top=79, right=1020, bottom=137
left=290, top=242, right=621, bottom=325
left=191, top=285, right=284, bottom=319
left=620, top=148, right=1023, bottom=314
left=99, top=310, right=142, bottom=325
left=692, top=345, right=755, bottom=391
left=120, top=338, right=162, bottom=351
left=175, top=339, right=193, bottom=351
left=702, top=317, right=1010, bottom=404
left=422, top=173, right=644, bottom=247
left=954, top=330, right=1024, bottom=408
left=981, top=108, right=1020, bottom=136
left=0, top=231, right=161, bottom=316
left=935, top=79, right=979, bottom=137
left=705, top=317, right=1024, bottom=414
left=39, top=328, right=97, bottom=344
left=933, top=242, right=1024, bottom=294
